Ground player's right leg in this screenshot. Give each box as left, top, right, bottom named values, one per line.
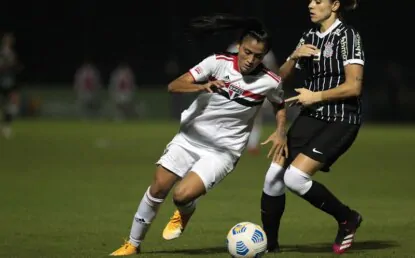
left=109, top=166, right=180, bottom=256
left=110, top=140, right=196, bottom=256
left=261, top=115, right=326, bottom=252
left=260, top=158, right=286, bottom=253
left=162, top=171, right=205, bottom=240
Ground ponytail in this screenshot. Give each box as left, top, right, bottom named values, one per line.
left=341, top=0, right=359, bottom=11
left=188, top=14, right=271, bottom=52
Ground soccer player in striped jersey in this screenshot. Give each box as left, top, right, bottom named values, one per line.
left=227, top=42, right=280, bottom=155
left=260, top=0, right=365, bottom=254
left=110, top=15, right=287, bottom=256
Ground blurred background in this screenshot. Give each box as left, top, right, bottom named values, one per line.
left=1, top=0, right=413, bottom=123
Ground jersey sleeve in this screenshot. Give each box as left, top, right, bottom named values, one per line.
left=340, top=28, right=365, bottom=66
left=188, top=55, right=216, bottom=82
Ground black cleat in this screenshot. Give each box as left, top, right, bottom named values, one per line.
left=332, top=210, right=363, bottom=254
left=266, top=242, right=280, bottom=253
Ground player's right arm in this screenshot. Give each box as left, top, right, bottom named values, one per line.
left=168, top=55, right=225, bottom=93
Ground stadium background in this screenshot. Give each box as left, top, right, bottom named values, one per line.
left=1, top=1, right=414, bottom=257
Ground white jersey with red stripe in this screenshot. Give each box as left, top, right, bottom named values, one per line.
left=74, top=64, right=102, bottom=100
left=179, top=52, right=283, bottom=157
left=109, top=66, right=136, bottom=103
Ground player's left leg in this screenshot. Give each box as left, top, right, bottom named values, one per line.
left=163, top=150, right=237, bottom=240
left=284, top=122, right=362, bottom=254
left=162, top=171, right=204, bottom=240
left=260, top=157, right=286, bottom=253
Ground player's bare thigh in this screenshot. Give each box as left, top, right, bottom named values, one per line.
left=149, top=165, right=181, bottom=199
left=172, top=151, right=236, bottom=205
left=291, top=154, right=323, bottom=176
left=173, top=172, right=206, bottom=205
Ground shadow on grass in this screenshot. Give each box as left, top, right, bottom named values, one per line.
left=145, top=240, right=399, bottom=255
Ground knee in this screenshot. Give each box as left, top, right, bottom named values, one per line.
left=149, top=179, right=171, bottom=200
left=172, top=185, right=194, bottom=206
left=283, top=165, right=312, bottom=195
left=263, top=163, right=286, bottom=196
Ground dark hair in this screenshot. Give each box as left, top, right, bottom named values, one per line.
left=339, top=0, right=359, bottom=11
left=336, top=0, right=359, bottom=20
left=188, top=14, right=271, bottom=53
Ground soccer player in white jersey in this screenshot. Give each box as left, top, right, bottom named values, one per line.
left=227, top=42, right=280, bottom=155
left=108, top=62, right=137, bottom=120
left=73, top=60, right=102, bottom=119
left=110, top=14, right=287, bottom=256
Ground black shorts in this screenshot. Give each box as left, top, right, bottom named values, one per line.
left=286, top=115, right=360, bottom=172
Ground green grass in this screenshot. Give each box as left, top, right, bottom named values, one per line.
left=1, top=120, right=414, bottom=257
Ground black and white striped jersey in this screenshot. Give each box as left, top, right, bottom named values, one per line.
left=295, top=19, right=365, bottom=124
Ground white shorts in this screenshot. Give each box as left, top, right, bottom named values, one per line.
left=156, top=134, right=239, bottom=191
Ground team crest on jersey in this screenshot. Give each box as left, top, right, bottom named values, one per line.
left=323, top=42, right=334, bottom=58
left=228, top=83, right=244, bottom=99
left=333, top=28, right=342, bottom=36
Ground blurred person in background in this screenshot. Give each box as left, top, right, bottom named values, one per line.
left=0, top=32, right=22, bottom=139
left=73, top=59, right=102, bottom=119
left=228, top=41, right=280, bottom=155
left=108, top=62, right=137, bottom=121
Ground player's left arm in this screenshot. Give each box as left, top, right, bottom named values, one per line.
left=286, top=29, right=365, bottom=105
left=320, top=29, right=365, bottom=100
left=271, top=101, right=286, bottom=138
left=262, top=87, right=288, bottom=161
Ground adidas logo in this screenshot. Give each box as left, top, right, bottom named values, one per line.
left=223, top=75, right=230, bottom=82
left=135, top=217, right=146, bottom=224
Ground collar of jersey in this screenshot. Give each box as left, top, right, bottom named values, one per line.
left=316, top=19, right=342, bottom=38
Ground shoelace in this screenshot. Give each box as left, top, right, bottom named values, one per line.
left=168, top=212, right=182, bottom=229
left=121, top=239, right=131, bottom=249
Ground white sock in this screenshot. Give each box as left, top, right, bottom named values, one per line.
left=263, top=162, right=286, bottom=196
left=129, top=187, right=164, bottom=247
left=175, top=199, right=198, bottom=215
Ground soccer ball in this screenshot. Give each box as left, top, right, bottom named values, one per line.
left=226, top=222, right=267, bottom=257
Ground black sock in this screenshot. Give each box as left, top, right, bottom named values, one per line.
left=261, top=192, right=285, bottom=248
left=301, top=181, right=351, bottom=223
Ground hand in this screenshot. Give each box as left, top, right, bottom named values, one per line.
left=290, top=44, right=320, bottom=60
left=202, top=80, right=225, bottom=93
left=285, top=88, right=323, bottom=107
left=261, top=130, right=288, bottom=163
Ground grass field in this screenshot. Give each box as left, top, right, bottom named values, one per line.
left=1, top=120, right=414, bottom=258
